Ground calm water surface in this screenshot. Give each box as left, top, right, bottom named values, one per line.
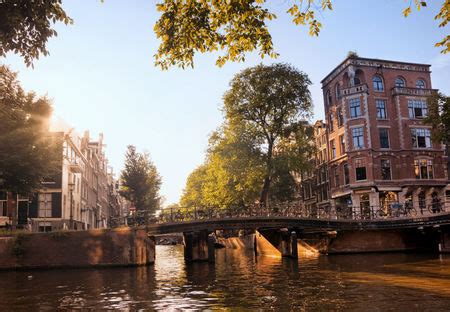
left=1, top=246, right=450, bottom=310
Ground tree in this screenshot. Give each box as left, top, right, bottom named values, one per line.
left=0, top=0, right=72, bottom=67
left=154, top=0, right=449, bottom=69
left=181, top=63, right=314, bottom=209
left=424, top=92, right=450, bottom=145
left=180, top=124, right=265, bottom=209
left=1, top=1, right=448, bottom=68
left=0, top=65, right=61, bottom=194
left=120, top=145, right=162, bottom=220
left=223, top=63, right=312, bottom=207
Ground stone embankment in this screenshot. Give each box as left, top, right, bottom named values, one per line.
left=0, top=227, right=155, bottom=270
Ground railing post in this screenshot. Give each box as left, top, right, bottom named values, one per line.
left=194, top=207, right=197, bottom=220
left=170, top=207, right=173, bottom=222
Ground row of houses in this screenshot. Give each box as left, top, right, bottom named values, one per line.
left=299, top=55, right=450, bottom=217
left=0, top=130, right=130, bottom=232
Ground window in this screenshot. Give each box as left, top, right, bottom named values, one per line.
left=395, top=77, right=406, bottom=87
left=343, top=163, right=350, bottom=185
left=0, top=191, right=7, bottom=217
left=329, top=113, right=334, bottom=132
left=333, top=166, right=340, bottom=187
left=376, top=99, right=387, bottom=119
left=38, top=193, right=52, bottom=218
left=373, top=75, right=384, bottom=91
left=411, top=128, right=432, bottom=148
left=355, top=158, right=367, bottom=181
left=379, top=128, right=390, bottom=148
left=381, top=159, right=391, bottom=180
left=339, top=134, right=345, bottom=154
left=335, top=83, right=340, bottom=99
left=408, top=99, right=428, bottom=118
left=331, top=139, right=336, bottom=159
left=414, top=159, right=433, bottom=179
left=337, top=107, right=344, bottom=126
left=352, top=127, right=364, bottom=149
left=349, top=98, right=361, bottom=118
left=326, top=90, right=332, bottom=106
left=418, top=192, right=426, bottom=211
left=416, top=79, right=426, bottom=89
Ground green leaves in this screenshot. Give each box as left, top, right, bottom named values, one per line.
left=181, top=63, right=314, bottom=209
left=0, top=0, right=73, bottom=67
left=0, top=65, right=62, bottom=194
left=120, top=145, right=161, bottom=216
left=154, top=0, right=278, bottom=69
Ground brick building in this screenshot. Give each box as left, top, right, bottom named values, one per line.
left=321, top=55, right=449, bottom=217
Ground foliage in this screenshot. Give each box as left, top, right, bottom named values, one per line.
left=424, top=92, right=450, bottom=144
left=223, top=63, right=312, bottom=206
left=181, top=63, right=314, bottom=209
left=0, top=0, right=73, bottom=67
left=154, top=0, right=449, bottom=69
left=1, top=1, right=447, bottom=68
left=120, top=145, right=162, bottom=218
left=0, top=65, right=62, bottom=194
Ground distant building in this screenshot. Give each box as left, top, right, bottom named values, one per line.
left=0, top=129, right=126, bottom=232
left=321, top=55, right=449, bottom=216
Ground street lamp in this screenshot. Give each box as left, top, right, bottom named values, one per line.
left=68, top=182, right=75, bottom=230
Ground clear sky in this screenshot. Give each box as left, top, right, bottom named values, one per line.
left=2, top=0, right=449, bottom=205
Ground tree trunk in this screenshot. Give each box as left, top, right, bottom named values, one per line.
left=259, top=139, right=273, bottom=208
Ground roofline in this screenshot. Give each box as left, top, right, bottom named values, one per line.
left=321, top=56, right=431, bottom=85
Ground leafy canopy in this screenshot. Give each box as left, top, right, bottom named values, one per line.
left=424, top=92, right=450, bottom=144
left=0, top=65, right=62, bottom=194
left=1, top=1, right=448, bottom=68
left=181, top=63, right=314, bottom=209
left=120, top=145, right=162, bottom=217
left=154, top=0, right=449, bottom=69
left=0, top=0, right=73, bottom=67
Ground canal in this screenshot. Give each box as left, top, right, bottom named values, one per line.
left=1, top=246, right=450, bottom=310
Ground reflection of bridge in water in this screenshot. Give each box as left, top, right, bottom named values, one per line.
left=142, top=205, right=450, bottom=263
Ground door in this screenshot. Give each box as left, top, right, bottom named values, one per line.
left=17, top=201, right=28, bottom=225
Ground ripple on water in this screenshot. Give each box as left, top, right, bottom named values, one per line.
left=0, top=247, right=450, bottom=310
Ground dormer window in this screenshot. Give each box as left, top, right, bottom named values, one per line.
left=373, top=75, right=384, bottom=92
left=395, top=77, right=406, bottom=87
left=416, top=79, right=426, bottom=89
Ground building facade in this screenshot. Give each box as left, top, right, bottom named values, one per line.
left=321, top=56, right=449, bottom=217
left=0, top=130, right=125, bottom=232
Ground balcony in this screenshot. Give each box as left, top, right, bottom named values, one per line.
left=391, top=87, right=436, bottom=96
left=339, top=84, right=368, bottom=98
left=68, top=159, right=83, bottom=173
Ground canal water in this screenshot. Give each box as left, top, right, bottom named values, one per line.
left=1, top=246, right=450, bottom=310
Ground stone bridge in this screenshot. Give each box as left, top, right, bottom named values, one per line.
left=142, top=211, right=450, bottom=262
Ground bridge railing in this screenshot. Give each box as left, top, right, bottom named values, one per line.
left=157, top=201, right=445, bottom=223
left=156, top=199, right=447, bottom=223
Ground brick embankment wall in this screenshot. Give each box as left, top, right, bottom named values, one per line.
left=327, top=229, right=437, bottom=254
left=0, top=227, right=155, bottom=270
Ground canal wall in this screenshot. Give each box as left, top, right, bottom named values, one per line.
left=0, top=227, right=155, bottom=270
left=326, top=229, right=437, bottom=254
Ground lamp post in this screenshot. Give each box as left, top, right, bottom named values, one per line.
left=68, top=182, right=75, bottom=230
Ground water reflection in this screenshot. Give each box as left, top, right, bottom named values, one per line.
left=0, top=246, right=449, bottom=310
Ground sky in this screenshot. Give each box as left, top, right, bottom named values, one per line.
left=2, top=0, right=449, bottom=205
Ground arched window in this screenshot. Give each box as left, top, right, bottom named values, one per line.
left=416, top=79, right=426, bottom=89
left=335, top=83, right=340, bottom=99
left=373, top=75, right=384, bottom=91
left=354, top=77, right=361, bottom=85
left=394, top=77, right=406, bottom=88
left=326, top=90, right=332, bottom=106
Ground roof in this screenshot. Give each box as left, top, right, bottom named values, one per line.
left=321, top=56, right=431, bottom=86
